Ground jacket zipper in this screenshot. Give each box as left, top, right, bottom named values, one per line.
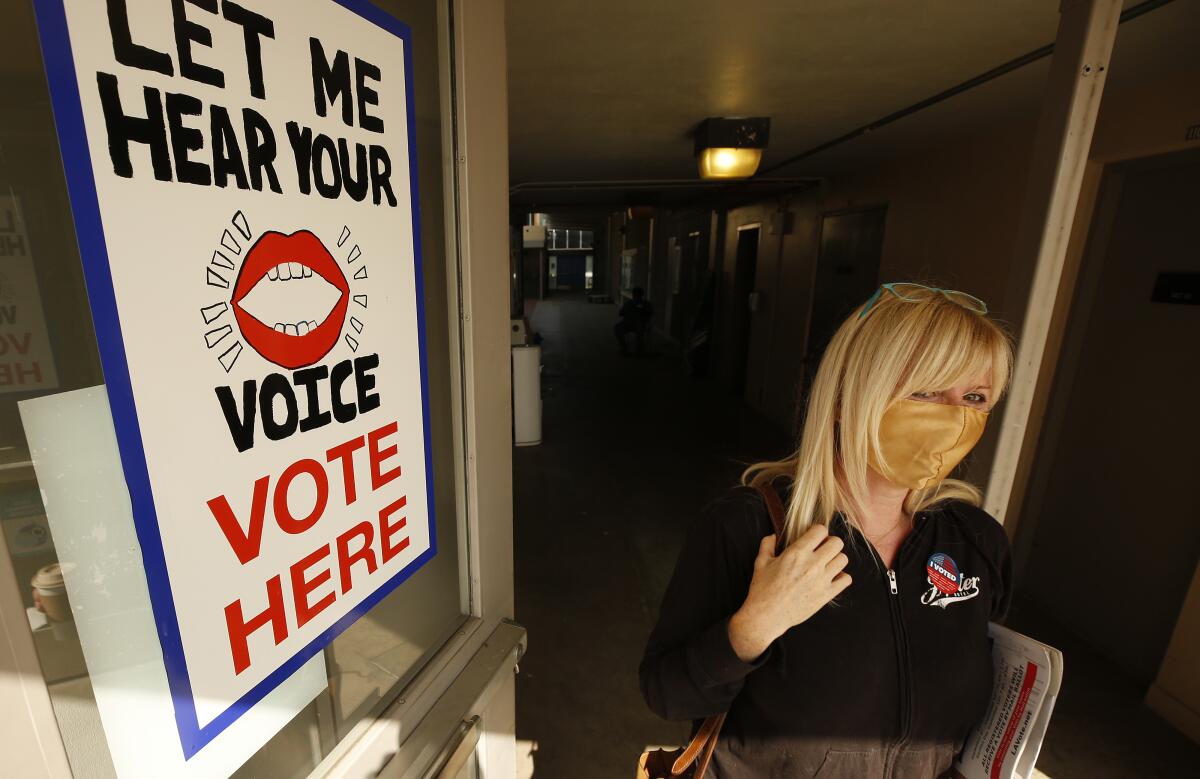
left=883, top=567, right=913, bottom=779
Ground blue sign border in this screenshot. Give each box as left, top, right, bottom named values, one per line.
left=31, top=0, right=437, bottom=758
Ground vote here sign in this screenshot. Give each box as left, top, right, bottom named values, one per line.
left=34, top=0, right=436, bottom=757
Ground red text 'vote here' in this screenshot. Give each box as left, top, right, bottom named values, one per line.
left=206, top=420, right=411, bottom=675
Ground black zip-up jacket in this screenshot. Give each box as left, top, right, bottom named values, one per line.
left=639, top=488, right=1012, bottom=778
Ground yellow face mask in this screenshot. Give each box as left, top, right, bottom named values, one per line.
left=868, top=399, right=988, bottom=490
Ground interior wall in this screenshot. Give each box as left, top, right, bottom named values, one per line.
left=761, top=193, right=822, bottom=432
left=648, top=216, right=669, bottom=329
left=806, top=206, right=889, bottom=389
left=653, top=209, right=712, bottom=347
left=606, top=212, right=623, bottom=299
left=717, top=204, right=789, bottom=408
left=690, top=123, right=1035, bottom=469
left=698, top=69, right=1198, bottom=485
left=806, top=126, right=1037, bottom=485
left=621, top=215, right=653, bottom=302
left=1018, top=150, right=1200, bottom=684
left=1148, top=562, right=1200, bottom=742
left=1090, top=76, right=1200, bottom=164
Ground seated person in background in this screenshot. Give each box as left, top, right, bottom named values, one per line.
left=615, top=287, right=653, bottom=355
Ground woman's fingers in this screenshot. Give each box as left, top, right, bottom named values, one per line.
left=754, top=534, right=777, bottom=569
left=741, top=527, right=854, bottom=640
left=812, top=534, right=844, bottom=566
left=829, top=571, right=853, bottom=595
left=795, top=522, right=829, bottom=552
left=825, top=551, right=849, bottom=575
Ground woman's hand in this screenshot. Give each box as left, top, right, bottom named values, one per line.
left=727, top=524, right=851, bottom=662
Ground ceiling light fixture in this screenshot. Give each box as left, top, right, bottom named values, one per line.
left=695, top=117, right=770, bottom=180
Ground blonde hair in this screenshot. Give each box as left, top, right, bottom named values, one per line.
left=743, top=284, right=1014, bottom=546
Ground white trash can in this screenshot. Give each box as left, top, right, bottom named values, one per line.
left=512, top=344, right=542, bottom=446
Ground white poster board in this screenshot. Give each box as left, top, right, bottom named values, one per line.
left=33, top=0, right=436, bottom=760
left=20, top=386, right=326, bottom=778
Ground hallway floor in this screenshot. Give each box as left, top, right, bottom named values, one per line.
left=512, top=297, right=1196, bottom=778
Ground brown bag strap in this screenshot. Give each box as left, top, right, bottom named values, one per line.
left=670, top=712, right=725, bottom=775
left=691, top=712, right=726, bottom=776
left=667, top=484, right=785, bottom=778
left=754, top=482, right=787, bottom=552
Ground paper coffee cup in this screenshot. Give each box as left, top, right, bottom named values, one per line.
left=32, top=563, right=73, bottom=623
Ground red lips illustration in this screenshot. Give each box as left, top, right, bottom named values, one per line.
left=231, top=230, right=350, bottom=369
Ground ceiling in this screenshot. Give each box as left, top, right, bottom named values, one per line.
left=506, top=0, right=1197, bottom=192
left=5, top=1, right=1194, bottom=199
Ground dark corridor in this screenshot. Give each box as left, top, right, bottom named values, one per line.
left=512, top=297, right=787, bottom=777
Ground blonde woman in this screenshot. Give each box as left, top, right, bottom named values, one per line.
left=640, top=283, right=1014, bottom=778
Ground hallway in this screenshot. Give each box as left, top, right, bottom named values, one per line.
left=512, top=297, right=1199, bottom=779
left=512, top=297, right=788, bottom=777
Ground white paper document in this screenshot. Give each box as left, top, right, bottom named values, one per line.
left=953, top=623, right=1063, bottom=779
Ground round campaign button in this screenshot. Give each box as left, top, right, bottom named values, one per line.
left=926, top=553, right=961, bottom=595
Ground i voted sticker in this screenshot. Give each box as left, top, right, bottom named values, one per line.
left=926, top=553, right=961, bottom=595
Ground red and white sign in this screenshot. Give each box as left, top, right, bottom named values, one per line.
left=37, top=0, right=434, bottom=757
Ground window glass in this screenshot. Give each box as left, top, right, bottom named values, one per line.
left=0, top=0, right=465, bottom=776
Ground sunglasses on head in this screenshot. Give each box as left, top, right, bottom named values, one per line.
left=859, top=282, right=988, bottom=320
